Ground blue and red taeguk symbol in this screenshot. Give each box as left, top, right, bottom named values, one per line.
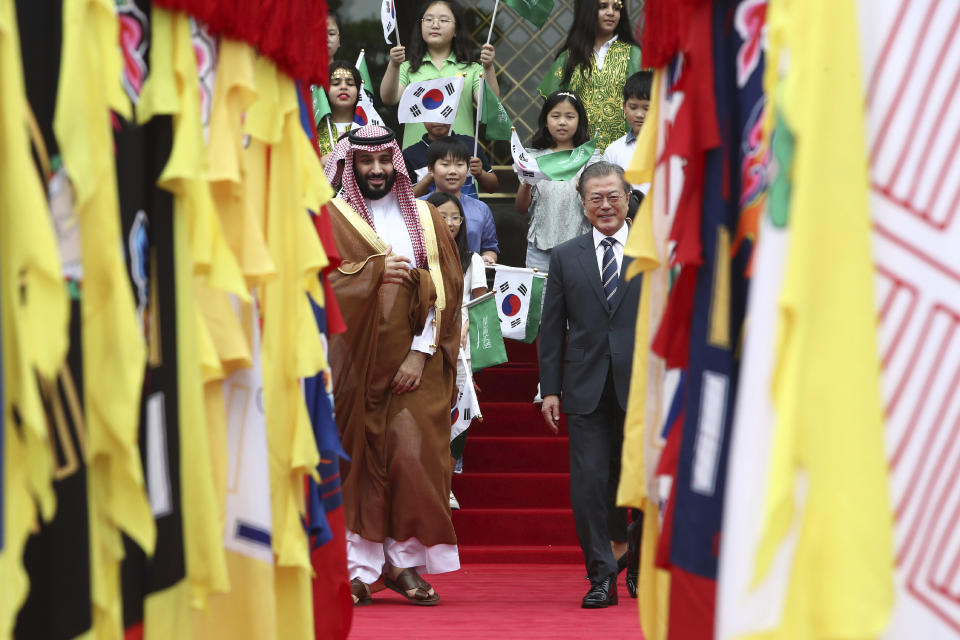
left=353, top=105, right=369, bottom=126
left=501, top=293, right=522, bottom=316
left=450, top=407, right=459, bottom=425
left=422, top=88, right=445, bottom=110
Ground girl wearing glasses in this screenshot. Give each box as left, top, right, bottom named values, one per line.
left=538, top=0, right=642, bottom=151
left=380, top=0, right=501, bottom=149
left=426, top=191, right=488, bottom=510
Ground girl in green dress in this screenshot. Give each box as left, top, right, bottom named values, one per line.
left=538, top=0, right=642, bottom=151
left=316, top=60, right=361, bottom=163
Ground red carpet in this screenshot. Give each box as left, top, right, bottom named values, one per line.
left=348, top=564, right=644, bottom=639
left=453, top=341, right=580, bottom=563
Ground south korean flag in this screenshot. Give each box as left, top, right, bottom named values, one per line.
left=493, top=267, right=535, bottom=341
left=351, top=88, right=385, bottom=130
left=510, top=128, right=547, bottom=184
left=398, top=76, right=464, bottom=125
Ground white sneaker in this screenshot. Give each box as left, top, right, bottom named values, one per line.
left=449, top=490, right=460, bottom=510
left=533, top=382, right=543, bottom=404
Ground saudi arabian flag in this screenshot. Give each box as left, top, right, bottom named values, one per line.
left=537, top=135, right=597, bottom=181
left=467, top=292, right=508, bottom=372
left=493, top=267, right=536, bottom=341
left=480, top=81, right=512, bottom=140
left=503, top=0, right=555, bottom=28
left=355, top=51, right=374, bottom=95
left=450, top=354, right=481, bottom=459
left=311, top=85, right=331, bottom=127
left=523, top=274, right=546, bottom=343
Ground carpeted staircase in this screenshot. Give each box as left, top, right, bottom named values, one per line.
left=452, top=341, right=582, bottom=563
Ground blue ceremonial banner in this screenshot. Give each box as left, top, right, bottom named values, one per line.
left=304, top=295, right=348, bottom=547
left=669, top=0, right=766, bottom=586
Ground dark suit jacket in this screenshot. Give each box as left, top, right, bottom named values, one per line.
left=539, top=230, right=642, bottom=415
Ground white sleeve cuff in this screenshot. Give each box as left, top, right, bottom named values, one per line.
left=410, top=308, right=436, bottom=355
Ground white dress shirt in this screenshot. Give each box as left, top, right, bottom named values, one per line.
left=592, top=222, right=630, bottom=278
left=603, top=132, right=651, bottom=194
left=367, top=192, right=436, bottom=355
left=593, top=36, right=618, bottom=70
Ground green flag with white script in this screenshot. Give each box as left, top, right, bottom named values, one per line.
left=536, top=135, right=597, bottom=181
left=467, top=292, right=508, bottom=372
left=480, top=81, right=512, bottom=140
left=311, top=85, right=331, bottom=127
left=523, top=274, right=546, bottom=343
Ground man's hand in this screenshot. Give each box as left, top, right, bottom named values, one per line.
left=382, top=245, right=411, bottom=285
left=481, top=251, right=497, bottom=266
left=541, top=395, right=561, bottom=434
left=391, top=350, right=427, bottom=394
left=388, top=45, right=406, bottom=66
left=469, top=156, right=483, bottom=178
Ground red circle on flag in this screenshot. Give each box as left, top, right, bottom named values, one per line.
left=501, top=294, right=522, bottom=316
left=422, top=88, right=445, bottom=110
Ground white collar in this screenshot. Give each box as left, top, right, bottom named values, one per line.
left=366, top=191, right=400, bottom=214
left=593, top=35, right=618, bottom=68
left=593, top=221, right=629, bottom=249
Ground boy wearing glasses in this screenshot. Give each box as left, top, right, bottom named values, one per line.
left=421, top=136, right=499, bottom=264
left=539, top=162, right=640, bottom=609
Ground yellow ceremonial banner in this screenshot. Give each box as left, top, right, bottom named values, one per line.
left=618, top=67, right=662, bottom=511
left=748, top=0, right=895, bottom=637
left=0, top=0, right=70, bottom=632
left=252, top=59, right=331, bottom=640
left=54, top=0, right=155, bottom=637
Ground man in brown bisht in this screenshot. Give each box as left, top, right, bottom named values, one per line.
left=324, top=125, right=464, bottom=606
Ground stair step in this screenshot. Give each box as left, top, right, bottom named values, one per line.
left=502, top=340, right=539, bottom=364
left=463, top=436, right=569, bottom=473
left=458, top=544, right=583, bottom=564
left=451, top=472, right=569, bottom=509
left=471, top=402, right=568, bottom=436
left=452, top=508, right=578, bottom=546
left=475, top=366, right=541, bottom=402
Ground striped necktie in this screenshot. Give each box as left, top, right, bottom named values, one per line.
left=601, top=237, right=619, bottom=306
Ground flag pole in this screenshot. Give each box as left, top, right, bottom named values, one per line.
left=474, top=77, right=484, bottom=158
left=485, top=0, right=500, bottom=44
left=326, top=119, right=336, bottom=149
left=356, top=49, right=365, bottom=71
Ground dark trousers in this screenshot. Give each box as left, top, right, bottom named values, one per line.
left=567, top=370, right=628, bottom=582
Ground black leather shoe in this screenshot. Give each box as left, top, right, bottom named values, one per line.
left=582, top=575, right=618, bottom=608
left=626, top=568, right=638, bottom=599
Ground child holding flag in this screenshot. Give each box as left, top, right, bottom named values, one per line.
left=427, top=191, right=488, bottom=510
left=515, top=91, right=601, bottom=271
left=313, top=61, right=361, bottom=161
left=379, top=0, right=500, bottom=149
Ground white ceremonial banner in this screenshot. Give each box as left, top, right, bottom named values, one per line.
left=222, top=300, right=273, bottom=561
left=398, top=77, right=464, bottom=125
left=510, top=128, right=546, bottom=184
left=716, top=217, right=801, bottom=640
left=492, top=267, right=535, bottom=341
left=860, top=2, right=960, bottom=639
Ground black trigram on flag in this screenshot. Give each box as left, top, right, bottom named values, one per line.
left=410, top=105, right=422, bottom=117
left=463, top=409, right=472, bottom=421
left=518, top=283, right=528, bottom=296
left=444, top=82, right=455, bottom=95
left=499, top=282, right=509, bottom=293
left=510, top=318, right=522, bottom=328
left=521, top=170, right=535, bottom=178
left=441, top=106, right=453, bottom=118
left=414, top=87, right=425, bottom=98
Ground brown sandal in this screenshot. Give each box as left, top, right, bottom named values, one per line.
left=351, top=578, right=373, bottom=606
left=383, top=568, right=440, bottom=606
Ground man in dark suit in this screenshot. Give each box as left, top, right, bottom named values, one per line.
left=539, top=162, right=641, bottom=608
